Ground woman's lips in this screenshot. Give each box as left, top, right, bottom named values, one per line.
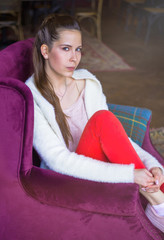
left=67, top=67, right=75, bottom=71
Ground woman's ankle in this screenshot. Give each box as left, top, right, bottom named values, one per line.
left=140, top=189, right=164, bottom=205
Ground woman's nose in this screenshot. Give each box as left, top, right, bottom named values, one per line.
left=70, top=51, right=77, bottom=62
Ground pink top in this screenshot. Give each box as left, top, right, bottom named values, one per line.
left=63, top=89, right=88, bottom=152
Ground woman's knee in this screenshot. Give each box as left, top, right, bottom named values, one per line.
left=91, top=110, right=119, bottom=124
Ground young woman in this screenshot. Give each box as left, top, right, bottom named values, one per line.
left=26, top=14, right=164, bottom=232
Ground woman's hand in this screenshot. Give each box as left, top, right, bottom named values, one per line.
left=144, top=167, right=164, bottom=192
left=134, top=169, right=155, bottom=187
left=150, top=167, right=164, bottom=186
left=136, top=167, right=164, bottom=193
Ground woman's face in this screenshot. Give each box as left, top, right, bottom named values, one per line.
left=43, top=29, right=82, bottom=80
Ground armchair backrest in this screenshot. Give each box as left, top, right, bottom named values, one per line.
left=0, top=77, right=34, bottom=176
left=0, top=38, right=34, bottom=82
left=0, top=39, right=38, bottom=168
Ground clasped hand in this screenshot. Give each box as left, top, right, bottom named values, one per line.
left=134, top=167, right=164, bottom=193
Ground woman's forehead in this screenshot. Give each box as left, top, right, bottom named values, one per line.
left=58, top=29, right=82, bottom=43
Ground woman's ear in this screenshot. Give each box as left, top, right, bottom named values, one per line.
left=41, top=44, right=49, bottom=59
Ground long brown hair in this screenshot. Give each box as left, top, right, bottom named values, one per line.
left=33, top=14, right=81, bottom=147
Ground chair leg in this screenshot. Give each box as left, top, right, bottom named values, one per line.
left=10, top=26, right=19, bottom=40
left=89, top=18, right=96, bottom=37
left=97, top=17, right=102, bottom=41
left=0, top=28, right=7, bottom=43
left=157, top=15, right=164, bottom=36
left=11, top=25, right=24, bottom=41
left=19, top=25, right=24, bottom=40
left=118, top=0, right=125, bottom=24
left=76, top=14, right=102, bottom=41
left=90, top=16, right=102, bottom=41
left=125, top=4, right=133, bottom=31
left=144, top=14, right=157, bottom=44
left=136, top=9, right=144, bottom=36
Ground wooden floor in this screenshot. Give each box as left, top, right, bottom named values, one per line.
left=96, top=3, right=164, bottom=128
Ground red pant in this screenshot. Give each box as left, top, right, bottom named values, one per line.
left=76, top=110, right=164, bottom=191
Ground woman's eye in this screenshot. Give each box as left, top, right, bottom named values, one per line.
left=63, top=47, right=69, bottom=51
left=76, top=48, right=82, bottom=52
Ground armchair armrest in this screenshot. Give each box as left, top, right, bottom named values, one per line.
left=21, top=166, right=139, bottom=216
left=142, top=118, right=164, bottom=165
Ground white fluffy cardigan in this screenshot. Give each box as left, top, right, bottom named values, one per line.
left=26, top=69, right=163, bottom=183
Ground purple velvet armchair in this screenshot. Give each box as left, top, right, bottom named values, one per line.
left=0, top=39, right=164, bottom=240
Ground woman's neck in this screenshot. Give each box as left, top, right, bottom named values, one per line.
left=48, top=73, right=67, bottom=90
left=47, top=73, right=74, bottom=101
